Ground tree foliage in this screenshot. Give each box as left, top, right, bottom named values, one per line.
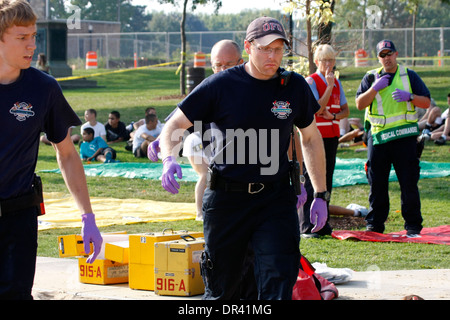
left=50, top=0, right=150, bottom=31
left=283, top=0, right=335, bottom=74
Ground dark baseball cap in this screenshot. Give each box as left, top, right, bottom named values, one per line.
left=245, top=17, right=289, bottom=46
left=376, top=40, right=397, bottom=56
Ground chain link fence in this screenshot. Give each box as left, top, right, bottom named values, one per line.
left=67, top=27, right=449, bottom=69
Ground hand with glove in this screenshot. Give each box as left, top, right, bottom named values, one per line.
left=296, top=183, right=307, bottom=209
left=147, top=139, right=160, bottom=162
left=81, top=213, right=103, bottom=264
left=372, top=73, right=390, bottom=92
left=161, top=156, right=183, bottom=194
left=392, top=88, right=412, bottom=102
left=310, top=198, right=328, bottom=233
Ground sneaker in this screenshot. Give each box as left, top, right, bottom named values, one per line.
left=125, top=140, right=133, bottom=151
left=357, top=208, right=369, bottom=217
left=434, top=136, right=446, bottom=145
left=366, top=225, right=384, bottom=233
left=346, top=203, right=368, bottom=217
left=406, top=229, right=421, bottom=237
left=105, top=152, right=112, bottom=163
left=421, top=130, right=431, bottom=141
left=406, top=233, right=421, bottom=238
left=301, top=233, right=320, bottom=239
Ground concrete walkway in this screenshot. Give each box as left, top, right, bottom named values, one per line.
left=32, top=257, right=450, bottom=300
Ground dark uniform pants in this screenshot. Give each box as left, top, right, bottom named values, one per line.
left=0, top=207, right=38, bottom=300
left=366, top=135, right=423, bottom=233
left=200, top=182, right=300, bottom=300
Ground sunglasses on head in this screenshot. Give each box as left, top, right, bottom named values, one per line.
left=379, top=51, right=394, bottom=58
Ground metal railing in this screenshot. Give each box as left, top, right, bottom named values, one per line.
left=67, top=27, right=449, bottom=69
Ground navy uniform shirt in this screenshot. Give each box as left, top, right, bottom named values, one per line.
left=0, top=68, right=81, bottom=199
left=178, top=64, right=319, bottom=183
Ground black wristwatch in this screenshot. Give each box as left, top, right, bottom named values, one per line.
left=314, top=191, right=331, bottom=202
left=409, top=93, right=415, bottom=102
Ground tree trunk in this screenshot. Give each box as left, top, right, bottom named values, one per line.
left=317, top=0, right=335, bottom=44
left=306, top=0, right=315, bottom=75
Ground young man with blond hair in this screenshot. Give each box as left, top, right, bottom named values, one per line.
left=0, top=0, right=102, bottom=299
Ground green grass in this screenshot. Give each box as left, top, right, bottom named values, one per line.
left=37, top=65, right=450, bottom=271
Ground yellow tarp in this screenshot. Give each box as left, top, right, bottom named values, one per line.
left=38, top=192, right=196, bottom=230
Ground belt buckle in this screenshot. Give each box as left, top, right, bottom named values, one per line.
left=248, top=183, right=264, bottom=194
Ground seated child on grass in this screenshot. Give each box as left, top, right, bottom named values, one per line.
left=132, top=114, right=162, bottom=158
left=80, top=127, right=117, bottom=163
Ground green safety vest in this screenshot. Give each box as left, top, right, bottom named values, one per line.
left=364, top=65, right=419, bottom=145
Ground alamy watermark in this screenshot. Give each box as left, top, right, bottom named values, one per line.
left=170, top=121, right=281, bottom=176
left=365, top=264, right=382, bottom=290
left=66, top=5, right=81, bottom=30
left=366, top=5, right=382, bottom=30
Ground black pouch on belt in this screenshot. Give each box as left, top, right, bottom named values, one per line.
left=33, top=174, right=45, bottom=216
left=206, top=165, right=218, bottom=190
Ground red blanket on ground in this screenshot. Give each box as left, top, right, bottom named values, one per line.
left=332, top=225, right=450, bottom=245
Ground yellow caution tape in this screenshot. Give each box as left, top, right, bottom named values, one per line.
left=55, top=60, right=181, bottom=82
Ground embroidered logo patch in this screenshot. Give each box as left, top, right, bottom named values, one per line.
left=10, top=102, right=35, bottom=121
left=271, top=101, right=292, bottom=119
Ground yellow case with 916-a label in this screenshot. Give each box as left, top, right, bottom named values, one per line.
left=128, top=229, right=203, bottom=291
left=154, top=236, right=205, bottom=296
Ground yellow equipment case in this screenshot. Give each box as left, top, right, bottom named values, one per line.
left=154, top=235, right=205, bottom=296
left=128, top=229, right=203, bottom=291
left=78, top=257, right=128, bottom=285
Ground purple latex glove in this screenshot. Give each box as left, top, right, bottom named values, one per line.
left=147, top=139, right=160, bottom=162
left=296, top=184, right=307, bottom=209
left=392, top=88, right=411, bottom=102
left=310, top=198, right=328, bottom=233
left=372, top=74, right=390, bottom=92
left=161, top=156, right=182, bottom=194
left=81, top=213, right=103, bottom=264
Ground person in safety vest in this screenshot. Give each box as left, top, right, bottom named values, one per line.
left=300, top=44, right=349, bottom=238
left=355, top=40, right=431, bottom=236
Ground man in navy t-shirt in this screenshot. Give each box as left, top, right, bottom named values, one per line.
left=158, top=17, right=329, bottom=300
left=0, top=0, right=102, bottom=299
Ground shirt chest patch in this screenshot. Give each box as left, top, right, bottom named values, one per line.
left=271, top=100, right=292, bottom=119
left=10, top=102, right=35, bottom=121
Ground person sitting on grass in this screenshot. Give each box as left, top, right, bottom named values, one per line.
left=80, top=127, right=117, bottom=163
left=338, top=117, right=366, bottom=147
left=105, top=110, right=129, bottom=144
left=430, top=93, right=450, bottom=145
left=132, top=113, right=161, bottom=158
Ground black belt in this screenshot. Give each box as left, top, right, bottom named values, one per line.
left=0, top=175, right=44, bottom=218
left=0, top=191, right=42, bottom=218
left=214, top=175, right=290, bottom=194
